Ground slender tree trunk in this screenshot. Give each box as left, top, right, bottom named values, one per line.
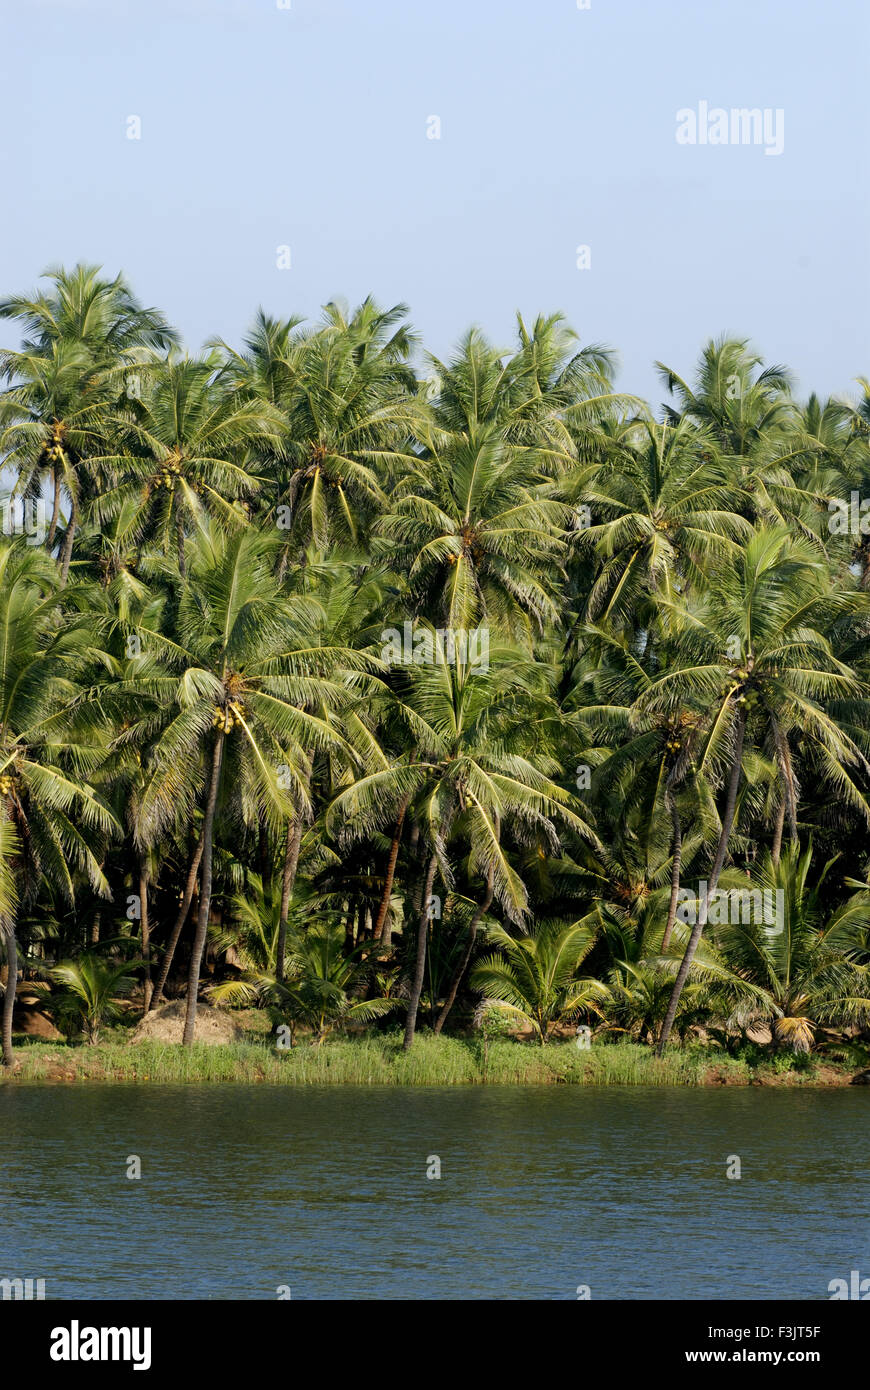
left=91, top=910, right=101, bottom=946
left=276, top=814, right=304, bottom=981
left=433, top=871, right=494, bottom=1035
left=276, top=758, right=310, bottom=981
left=344, top=898, right=358, bottom=955
left=657, top=707, right=747, bottom=1054
left=58, top=500, right=78, bottom=586
left=772, top=724, right=798, bottom=854
left=46, top=466, right=61, bottom=550
left=1, top=917, right=17, bottom=1068
left=177, top=515, right=186, bottom=579
left=182, top=734, right=224, bottom=1046
left=139, top=859, right=152, bottom=1011
left=784, top=749, right=799, bottom=847
left=661, top=782, right=683, bottom=954
left=403, top=851, right=439, bottom=1051
left=257, top=816, right=272, bottom=908
left=373, top=794, right=409, bottom=949
left=149, top=833, right=204, bottom=1010
left=409, top=821, right=423, bottom=916
left=771, top=796, right=786, bottom=865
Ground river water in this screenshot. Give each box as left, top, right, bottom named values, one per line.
left=2, top=1084, right=866, bottom=1299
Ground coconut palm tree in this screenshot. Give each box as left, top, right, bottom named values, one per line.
left=91, top=352, right=284, bottom=575
left=576, top=417, right=751, bottom=628
left=256, top=298, right=420, bottom=558
left=0, top=538, right=120, bottom=1065
left=648, top=527, right=869, bottom=1051
left=125, top=525, right=369, bottom=1045
left=656, top=336, right=795, bottom=457
left=328, top=637, right=599, bottom=1047
left=0, top=264, right=177, bottom=577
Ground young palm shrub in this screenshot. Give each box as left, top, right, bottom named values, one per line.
left=207, top=871, right=326, bottom=976
left=716, top=843, right=870, bottom=1052
left=213, top=922, right=397, bottom=1046
left=470, top=918, right=608, bottom=1045
left=39, top=951, right=141, bottom=1044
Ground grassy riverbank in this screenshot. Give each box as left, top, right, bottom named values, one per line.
left=1, top=1036, right=863, bottom=1087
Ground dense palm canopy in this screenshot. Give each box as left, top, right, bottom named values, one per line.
left=2, top=263, right=870, bottom=1061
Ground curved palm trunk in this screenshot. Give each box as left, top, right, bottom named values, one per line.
left=58, top=500, right=78, bottom=586
left=433, top=871, right=494, bottom=1035
left=182, top=734, right=224, bottom=1046
left=149, top=832, right=204, bottom=1010
left=660, top=782, right=682, bottom=954
left=657, top=707, right=747, bottom=1054
left=402, top=851, right=439, bottom=1052
left=373, top=794, right=409, bottom=949
left=1, top=916, right=18, bottom=1068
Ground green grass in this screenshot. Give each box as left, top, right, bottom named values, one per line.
left=1, top=1033, right=857, bottom=1086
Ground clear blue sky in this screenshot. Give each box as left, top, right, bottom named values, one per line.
left=2, top=0, right=867, bottom=404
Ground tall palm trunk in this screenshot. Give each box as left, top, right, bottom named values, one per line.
left=661, top=780, right=682, bottom=953
left=784, top=755, right=799, bottom=847
left=182, top=733, right=224, bottom=1046
left=276, top=815, right=303, bottom=981
left=433, top=870, right=494, bottom=1034
left=773, top=722, right=798, bottom=853
left=149, top=832, right=204, bottom=1010
left=403, top=851, right=439, bottom=1052
left=657, top=706, right=747, bottom=1054
left=176, top=515, right=186, bottom=578
left=276, top=758, right=310, bottom=981
left=46, top=465, right=61, bottom=550
left=1, top=915, right=17, bottom=1068
left=139, top=858, right=152, bottom=1010
left=373, top=794, right=409, bottom=948
left=771, top=796, right=786, bottom=865
left=58, top=499, right=78, bottom=586
left=257, top=816, right=272, bottom=909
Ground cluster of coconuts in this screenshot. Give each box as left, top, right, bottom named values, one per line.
left=153, top=457, right=183, bottom=490
left=0, top=772, right=17, bottom=797
left=44, top=425, right=66, bottom=462
left=212, top=702, right=244, bottom=734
